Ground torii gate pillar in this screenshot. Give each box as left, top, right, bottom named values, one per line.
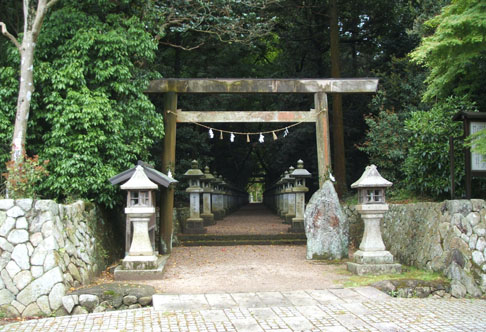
left=315, top=92, right=331, bottom=186
left=160, top=92, right=177, bottom=253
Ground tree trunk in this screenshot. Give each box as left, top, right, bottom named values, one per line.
left=330, top=0, right=346, bottom=197
left=11, top=32, right=35, bottom=161
left=1, top=0, right=59, bottom=163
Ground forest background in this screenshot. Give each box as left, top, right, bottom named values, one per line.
left=0, top=0, right=485, bottom=208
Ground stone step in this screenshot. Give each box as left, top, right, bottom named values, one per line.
left=176, top=238, right=307, bottom=247
left=177, top=233, right=306, bottom=241
left=176, top=233, right=307, bottom=246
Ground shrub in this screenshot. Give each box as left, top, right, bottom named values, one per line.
left=403, top=96, right=476, bottom=197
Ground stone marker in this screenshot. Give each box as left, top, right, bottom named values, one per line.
left=304, top=180, right=348, bottom=260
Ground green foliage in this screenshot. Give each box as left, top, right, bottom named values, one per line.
left=411, top=0, right=486, bottom=105
left=2, top=153, right=49, bottom=199
left=5, top=0, right=164, bottom=207
left=403, top=96, right=476, bottom=197
left=358, top=109, right=408, bottom=184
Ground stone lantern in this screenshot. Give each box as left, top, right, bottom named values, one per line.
left=201, top=166, right=216, bottom=226
left=110, top=161, right=177, bottom=280
left=289, top=160, right=311, bottom=233
left=347, top=165, right=401, bottom=275
left=183, top=160, right=206, bottom=233
left=119, top=166, right=158, bottom=269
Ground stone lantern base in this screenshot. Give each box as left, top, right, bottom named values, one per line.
left=347, top=250, right=401, bottom=276
left=183, top=217, right=207, bottom=234
left=114, top=255, right=169, bottom=280
left=201, top=213, right=216, bottom=226
left=288, top=218, right=304, bottom=233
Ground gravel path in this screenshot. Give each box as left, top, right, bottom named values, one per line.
left=141, top=245, right=351, bottom=294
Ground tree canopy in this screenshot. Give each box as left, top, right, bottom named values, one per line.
left=1, top=0, right=485, bottom=204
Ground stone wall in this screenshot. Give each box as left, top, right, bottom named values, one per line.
left=0, top=199, right=118, bottom=317
left=346, top=199, right=486, bottom=297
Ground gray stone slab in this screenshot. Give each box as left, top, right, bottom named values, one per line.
left=320, top=327, right=349, bottom=332
left=231, top=292, right=264, bottom=308
left=205, top=293, right=237, bottom=308
left=232, top=317, right=264, bottom=332
left=249, top=307, right=278, bottom=321
left=307, top=289, right=342, bottom=303
left=256, top=291, right=292, bottom=307
left=200, top=309, right=228, bottom=322
left=282, top=316, right=314, bottom=330
left=179, top=294, right=210, bottom=310
left=353, top=286, right=391, bottom=300
left=152, top=294, right=182, bottom=311
left=295, top=305, right=326, bottom=317
left=371, top=322, right=408, bottom=332
left=333, top=313, right=369, bottom=327
left=329, top=288, right=368, bottom=303
left=340, top=302, right=373, bottom=315
left=282, top=290, right=319, bottom=306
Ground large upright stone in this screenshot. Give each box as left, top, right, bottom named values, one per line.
left=304, top=180, right=348, bottom=260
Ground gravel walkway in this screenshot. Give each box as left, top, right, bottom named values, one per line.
left=140, top=245, right=351, bottom=294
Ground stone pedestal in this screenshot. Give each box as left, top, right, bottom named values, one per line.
left=201, top=192, right=215, bottom=226
left=184, top=192, right=206, bottom=233
left=290, top=191, right=306, bottom=233
left=285, top=193, right=296, bottom=224
left=347, top=204, right=401, bottom=275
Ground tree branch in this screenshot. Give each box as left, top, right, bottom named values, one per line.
left=0, top=22, right=21, bottom=51
left=158, top=40, right=205, bottom=51
left=46, top=0, right=61, bottom=10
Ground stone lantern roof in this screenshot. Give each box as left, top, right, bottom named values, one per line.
left=120, top=165, right=158, bottom=190
left=203, top=166, right=215, bottom=182
left=183, top=160, right=204, bottom=178
left=351, top=164, right=392, bottom=189
left=110, top=160, right=178, bottom=188
left=291, top=160, right=311, bottom=178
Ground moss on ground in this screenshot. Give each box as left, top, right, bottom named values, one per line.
left=338, top=265, right=447, bottom=288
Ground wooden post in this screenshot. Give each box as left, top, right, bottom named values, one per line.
left=315, top=92, right=331, bottom=187
left=160, top=92, right=177, bottom=253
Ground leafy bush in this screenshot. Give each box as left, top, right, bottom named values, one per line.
left=2, top=153, right=49, bottom=199
left=403, top=96, right=477, bottom=197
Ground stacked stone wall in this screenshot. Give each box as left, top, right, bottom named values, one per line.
left=346, top=199, right=486, bottom=297
left=0, top=199, right=116, bottom=317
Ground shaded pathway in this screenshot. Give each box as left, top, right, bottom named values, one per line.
left=205, top=203, right=291, bottom=235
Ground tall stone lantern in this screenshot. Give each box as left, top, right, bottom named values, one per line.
left=201, top=166, right=216, bottom=226
left=289, top=160, right=311, bottom=233
left=347, top=165, right=401, bottom=275
left=120, top=165, right=159, bottom=270
left=183, top=160, right=206, bottom=233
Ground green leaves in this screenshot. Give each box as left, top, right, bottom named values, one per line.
left=15, top=0, right=164, bottom=207
left=411, top=0, right=486, bottom=104
left=403, top=96, right=477, bottom=197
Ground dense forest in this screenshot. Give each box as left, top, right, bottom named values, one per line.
left=0, top=0, right=485, bottom=208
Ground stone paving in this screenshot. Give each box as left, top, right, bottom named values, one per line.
left=2, top=286, right=486, bottom=331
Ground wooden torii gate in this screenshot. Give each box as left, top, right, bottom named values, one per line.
left=146, top=78, right=378, bottom=253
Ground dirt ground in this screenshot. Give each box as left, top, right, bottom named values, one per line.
left=139, top=245, right=352, bottom=294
